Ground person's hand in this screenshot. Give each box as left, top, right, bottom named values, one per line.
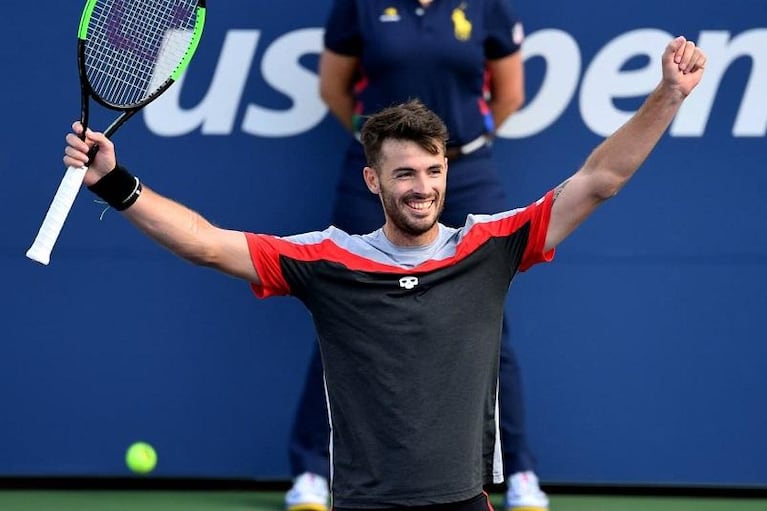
left=662, top=36, right=707, bottom=98
left=63, top=122, right=117, bottom=187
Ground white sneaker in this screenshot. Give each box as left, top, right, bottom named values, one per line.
left=285, top=472, right=330, bottom=511
left=506, top=471, right=549, bottom=511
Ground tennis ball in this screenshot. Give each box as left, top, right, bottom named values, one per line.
left=125, top=441, right=157, bottom=475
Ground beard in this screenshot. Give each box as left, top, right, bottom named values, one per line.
left=379, top=185, right=445, bottom=237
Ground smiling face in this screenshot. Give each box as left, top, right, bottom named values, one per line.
left=364, top=138, right=447, bottom=247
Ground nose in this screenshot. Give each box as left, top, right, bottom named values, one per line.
left=411, top=171, right=430, bottom=194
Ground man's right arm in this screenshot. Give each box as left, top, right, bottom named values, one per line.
left=122, top=186, right=259, bottom=282
left=64, top=123, right=261, bottom=284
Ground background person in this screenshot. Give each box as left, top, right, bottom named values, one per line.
left=286, top=1, right=544, bottom=510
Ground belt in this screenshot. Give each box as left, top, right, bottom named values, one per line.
left=445, top=134, right=492, bottom=160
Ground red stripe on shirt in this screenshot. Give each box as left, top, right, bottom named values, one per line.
left=248, top=190, right=555, bottom=298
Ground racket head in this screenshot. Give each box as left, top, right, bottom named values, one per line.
left=77, top=0, right=206, bottom=114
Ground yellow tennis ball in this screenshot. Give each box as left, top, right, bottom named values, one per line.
left=125, top=442, right=157, bottom=475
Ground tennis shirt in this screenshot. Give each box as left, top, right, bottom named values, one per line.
left=246, top=191, right=555, bottom=508
left=324, top=0, right=524, bottom=146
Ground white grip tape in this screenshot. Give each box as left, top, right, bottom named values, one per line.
left=26, top=165, right=88, bottom=265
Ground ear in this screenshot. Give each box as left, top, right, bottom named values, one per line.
left=363, top=166, right=380, bottom=194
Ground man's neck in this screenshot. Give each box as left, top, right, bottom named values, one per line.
left=382, top=224, right=440, bottom=248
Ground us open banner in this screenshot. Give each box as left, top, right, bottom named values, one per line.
left=2, top=0, right=765, bottom=485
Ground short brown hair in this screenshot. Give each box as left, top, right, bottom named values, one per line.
left=359, top=99, right=449, bottom=169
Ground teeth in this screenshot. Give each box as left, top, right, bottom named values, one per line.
left=408, top=200, right=433, bottom=210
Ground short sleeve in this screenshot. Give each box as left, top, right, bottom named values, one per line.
left=324, top=0, right=363, bottom=56
left=484, top=0, right=524, bottom=60
left=246, top=233, right=291, bottom=298
left=518, top=190, right=556, bottom=271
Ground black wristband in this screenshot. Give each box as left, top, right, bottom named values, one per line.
left=87, top=164, right=143, bottom=211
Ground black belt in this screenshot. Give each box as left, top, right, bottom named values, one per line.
left=445, top=134, right=492, bottom=160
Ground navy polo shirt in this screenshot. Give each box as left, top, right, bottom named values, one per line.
left=324, top=0, right=523, bottom=145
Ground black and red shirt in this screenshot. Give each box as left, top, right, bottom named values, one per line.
left=247, top=191, right=554, bottom=508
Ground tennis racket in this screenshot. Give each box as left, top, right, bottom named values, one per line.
left=26, top=0, right=206, bottom=265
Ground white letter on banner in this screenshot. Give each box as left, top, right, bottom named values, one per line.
left=580, top=29, right=671, bottom=137
left=242, top=28, right=326, bottom=137
left=144, top=30, right=260, bottom=136
left=499, top=29, right=581, bottom=138
left=673, top=29, right=767, bottom=137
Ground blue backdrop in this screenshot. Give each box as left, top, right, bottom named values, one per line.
left=2, top=0, right=766, bottom=486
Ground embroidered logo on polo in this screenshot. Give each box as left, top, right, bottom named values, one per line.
left=512, top=21, right=524, bottom=45
left=451, top=4, right=472, bottom=41
left=399, top=276, right=419, bottom=289
left=380, top=7, right=401, bottom=22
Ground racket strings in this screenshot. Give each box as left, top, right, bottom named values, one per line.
left=84, top=0, right=199, bottom=107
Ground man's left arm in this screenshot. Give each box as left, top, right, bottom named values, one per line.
left=544, top=36, right=707, bottom=252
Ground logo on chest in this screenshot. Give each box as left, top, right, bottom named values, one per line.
left=451, top=5, right=472, bottom=41
left=399, top=276, right=419, bottom=289
left=379, top=7, right=401, bottom=22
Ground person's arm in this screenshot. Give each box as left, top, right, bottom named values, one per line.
left=485, top=51, right=525, bottom=131
left=544, top=36, right=707, bottom=252
left=64, top=123, right=260, bottom=284
left=318, top=48, right=360, bottom=133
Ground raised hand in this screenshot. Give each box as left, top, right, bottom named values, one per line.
left=663, top=36, right=707, bottom=97
left=63, top=122, right=117, bottom=187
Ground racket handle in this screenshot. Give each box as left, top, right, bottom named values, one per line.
left=26, top=165, right=88, bottom=265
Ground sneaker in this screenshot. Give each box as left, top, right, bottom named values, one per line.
left=285, top=472, right=330, bottom=511
left=506, top=471, right=549, bottom=511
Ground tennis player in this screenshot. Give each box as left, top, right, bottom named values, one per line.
left=63, top=36, right=705, bottom=511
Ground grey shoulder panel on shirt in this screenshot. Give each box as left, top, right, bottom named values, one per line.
left=277, top=207, right=528, bottom=269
